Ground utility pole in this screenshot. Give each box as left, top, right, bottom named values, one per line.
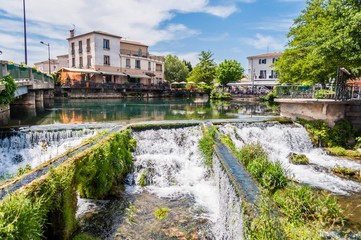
left=23, top=0, right=28, bottom=65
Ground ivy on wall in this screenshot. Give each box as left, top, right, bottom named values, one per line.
left=0, top=75, right=17, bottom=104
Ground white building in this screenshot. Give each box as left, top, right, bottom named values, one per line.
left=62, top=30, right=164, bottom=85
left=34, top=54, right=68, bottom=74
left=247, top=52, right=281, bottom=86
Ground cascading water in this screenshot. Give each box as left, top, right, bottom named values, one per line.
left=219, top=122, right=361, bottom=195
left=126, top=126, right=244, bottom=239
left=0, top=129, right=97, bottom=178
left=76, top=126, right=244, bottom=239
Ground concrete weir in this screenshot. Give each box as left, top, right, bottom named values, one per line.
left=276, top=98, right=361, bottom=130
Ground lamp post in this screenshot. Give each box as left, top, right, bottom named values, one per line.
left=40, top=41, right=50, bottom=74
left=23, top=0, right=27, bottom=65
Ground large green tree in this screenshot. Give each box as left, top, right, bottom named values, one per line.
left=275, top=0, right=361, bottom=85
left=187, top=51, right=217, bottom=85
left=216, top=60, right=244, bottom=87
left=164, top=54, right=189, bottom=83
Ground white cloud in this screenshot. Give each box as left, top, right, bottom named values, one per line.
left=177, top=52, right=200, bottom=66
left=0, top=0, right=237, bottom=65
left=241, top=33, right=285, bottom=51
left=251, top=19, right=294, bottom=32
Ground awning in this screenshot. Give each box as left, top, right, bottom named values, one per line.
left=227, top=81, right=278, bottom=86
left=145, top=72, right=156, bottom=77
left=127, top=74, right=151, bottom=79
left=100, top=71, right=126, bottom=76
left=59, top=67, right=98, bottom=74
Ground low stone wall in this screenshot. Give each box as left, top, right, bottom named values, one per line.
left=0, top=103, right=10, bottom=125
left=275, top=98, right=361, bottom=130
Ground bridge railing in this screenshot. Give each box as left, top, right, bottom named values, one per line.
left=0, top=61, right=54, bottom=89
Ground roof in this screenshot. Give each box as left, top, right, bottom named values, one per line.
left=34, top=59, right=58, bottom=65
left=67, top=31, right=122, bottom=40
left=247, top=52, right=282, bottom=59
left=120, top=39, right=148, bottom=47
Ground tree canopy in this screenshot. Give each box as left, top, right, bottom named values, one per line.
left=216, top=60, right=244, bottom=87
left=187, top=51, right=217, bottom=85
left=274, top=0, right=361, bottom=85
left=164, top=54, right=189, bottom=83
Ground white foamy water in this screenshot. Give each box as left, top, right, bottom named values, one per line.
left=219, top=123, right=361, bottom=195
left=0, top=129, right=97, bottom=178
left=130, top=127, right=244, bottom=239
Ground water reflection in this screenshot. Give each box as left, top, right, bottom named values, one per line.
left=6, top=98, right=278, bottom=127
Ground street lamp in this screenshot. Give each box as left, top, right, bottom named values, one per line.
left=23, top=0, right=28, bottom=65
left=40, top=41, right=51, bottom=74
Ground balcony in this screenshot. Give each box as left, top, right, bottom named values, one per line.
left=120, top=49, right=149, bottom=58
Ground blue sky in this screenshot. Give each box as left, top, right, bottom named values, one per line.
left=0, top=0, right=306, bottom=70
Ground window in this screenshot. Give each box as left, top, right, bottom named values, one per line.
left=79, top=57, right=83, bottom=68
left=86, top=38, right=91, bottom=52
left=259, top=70, right=266, bottom=79
left=103, top=39, right=110, bottom=49
left=138, top=48, right=142, bottom=57
left=156, top=64, right=162, bottom=72
left=135, top=59, right=141, bottom=69
left=126, top=58, right=131, bottom=68
left=71, top=42, right=75, bottom=55
left=71, top=57, right=75, bottom=67
left=259, top=59, right=266, bottom=64
left=104, top=55, right=110, bottom=65
left=87, top=56, right=91, bottom=68
left=79, top=41, right=83, bottom=53
left=148, top=62, right=151, bottom=71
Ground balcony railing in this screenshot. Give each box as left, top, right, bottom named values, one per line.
left=120, top=49, right=149, bottom=58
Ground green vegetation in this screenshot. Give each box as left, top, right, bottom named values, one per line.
left=187, top=51, right=217, bottom=87
left=297, top=118, right=356, bottom=148
left=125, top=203, right=138, bottom=225
left=154, top=207, right=170, bottom=221
left=331, top=165, right=359, bottom=178
left=138, top=169, right=148, bottom=187
left=221, top=134, right=345, bottom=239
left=314, top=90, right=335, bottom=99
left=215, top=59, right=244, bottom=87
left=0, top=193, right=47, bottom=239
left=0, top=130, right=136, bottom=239
left=260, top=91, right=278, bottom=103
left=274, top=0, right=361, bottom=85
left=17, top=164, right=32, bottom=176
left=0, top=75, right=17, bottom=104
left=209, top=90, right=231, bottom=100
left=198, top=125, right=217, bottom=167
left=289, top=154, right=310, bottom=165
left=164, top=54, right=189, bottom=83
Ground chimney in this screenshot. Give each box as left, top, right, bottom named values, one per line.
left=70, top=29, right=75, bottom=38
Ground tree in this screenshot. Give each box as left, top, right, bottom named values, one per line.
left=274, top=0, right=361, bottom=85
left=216, top=60, right=244, bottom=87
left=164, top=54, right=189, bottom=83
left=187, top=51, right=217, bottom=85
left=182, top=60, right=193, bottom=72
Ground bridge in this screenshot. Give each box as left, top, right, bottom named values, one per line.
left=0, top=60, right=54, bottom=125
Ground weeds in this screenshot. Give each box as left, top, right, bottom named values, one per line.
left=198, top=126, right=217, bottom=167
left=289, top=154, right=310, bottom=165
left=154, top=207, right=170, bottom=221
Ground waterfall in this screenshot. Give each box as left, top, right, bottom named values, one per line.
left=129, top=126, right=244, bottom=239
left=219, top=123, right=361, bottom=195
left=0, top=129, right=97, bottom=178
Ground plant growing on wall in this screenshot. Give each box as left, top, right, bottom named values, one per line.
left=0, top=75, right=17, bottom=104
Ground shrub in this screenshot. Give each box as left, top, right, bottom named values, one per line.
left=314, top=89, right=335, bottom=99
left=326, top=147, right=347, bottom=156
left=289, top=154, right=310, bottom=165
left=0, top=75, right=17, bottom=104
left=138, top=169, right=148, bottom=187
left=331, top=165, right=359, bottom=177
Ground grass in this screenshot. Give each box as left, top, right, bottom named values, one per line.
left=138, top=169, right=148, bottom=187
left=327, top=147, right=361, bottom=158
left=289, top=154, right=310, bottom=165
left=221, top=134, right=345, bottom=239
left=331, top=165, right=359, bottom=177
left=198, top=125, right=217, bottom=167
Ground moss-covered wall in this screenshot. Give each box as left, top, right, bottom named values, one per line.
left=0, top=130, right=136, bottom=240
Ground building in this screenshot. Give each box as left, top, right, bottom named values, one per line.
left=60, top=30, right=164, bottom=86
left=247, top=52, right=281, bottom=87
left=34, top=54, right=69, bottom=74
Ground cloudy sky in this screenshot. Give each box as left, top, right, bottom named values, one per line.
left=0, top=0, right=306, bottom=69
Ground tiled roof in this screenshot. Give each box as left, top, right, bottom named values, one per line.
left=67, top=31, right=122, bottom=40
left=120, top=39, right=148, bottom=47
left=247, top=52, right=282, bottom=59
